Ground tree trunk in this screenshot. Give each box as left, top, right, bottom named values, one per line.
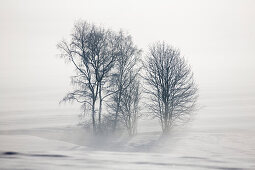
left=92, top=99, right=96, bottom=134
left=113, top=101, right=120, bottom=132
left=113, top=86, right=122, bottom=132
left=128, top=114, right=131, bottom=136
left=98, top=82, right=102, bottom=131
left=163, top=102, right=169, bottom=134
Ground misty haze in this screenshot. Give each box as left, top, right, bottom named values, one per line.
left=1, top=0, right=255, bottom=169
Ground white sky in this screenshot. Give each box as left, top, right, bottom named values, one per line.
left=0, top=0, right=255, bottom=95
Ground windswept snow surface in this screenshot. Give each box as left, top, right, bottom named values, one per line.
left=0, top=87, right=255, bottom=169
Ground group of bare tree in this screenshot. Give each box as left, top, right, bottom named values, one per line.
left=57, top=21, right=141, bottom=135
left=58, top=21, right=198, bottom=135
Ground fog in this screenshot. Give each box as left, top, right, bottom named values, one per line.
left=0, top=0, right=255, bottom=169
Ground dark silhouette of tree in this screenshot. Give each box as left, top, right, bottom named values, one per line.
left=57, top=21, right=141, bottom=135
left=119, top=71, right=141, bottom=136
left=143, top=42, right=198, bottom=134
left=57, top=21, right=120, bottom=134
left=106, top=31, right=141, bottom=132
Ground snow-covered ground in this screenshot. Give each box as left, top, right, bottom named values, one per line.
left=0, top=87, right=255, bottom=169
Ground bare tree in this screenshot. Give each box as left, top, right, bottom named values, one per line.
left=119, top=71, right=141, bottom=136
left=57, top=21, right=120, bottom=134
left=143, top=42, right=198, bottom=134
left=106, top=31, right=141, bottom=132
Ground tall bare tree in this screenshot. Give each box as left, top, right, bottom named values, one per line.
left=143, top=42, right=198, bottom=134
left=57, top=21, right=120, bottom=133
left=119, top=71, right=141, bottom=136
left=106, top=31, right=141, bottom=132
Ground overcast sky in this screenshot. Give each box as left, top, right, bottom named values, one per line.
left=0, top=0, right=255, bottom=96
